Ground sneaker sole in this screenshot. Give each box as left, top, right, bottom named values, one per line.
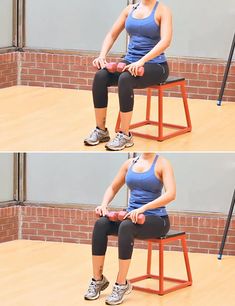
left=105, top=142, right=134, bottom=151
left=84, top=137, right=111, bottom=146
left=84, top=281, right=110, bottom=301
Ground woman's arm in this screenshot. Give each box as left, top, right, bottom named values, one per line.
left=96, top=159, right=132, bottom=216
left=126, top=157, right=176, bottom=222
left=125, top=4, right=172, bottom=76
left=93, top=5, right=132, bottom=69
left=141, top=5, right=173, bottom=64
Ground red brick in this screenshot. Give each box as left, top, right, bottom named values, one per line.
left=37, top=63, right=53, bottom=69
left=47, top=69, right=61, bottom=76
left=54, top=217, right=71, bottom=224
left=29, top=236, right=45, bottom=241
left=28, top=81, right=45, bottom=87
left=36, top=75, right=53, bottom=82
left=54, top=230, right=71, bottom=238
left=62, top=84, right=78, bottom=90
left=46, top=224, right=62, bottom=230
left=29, top=223, right=45, bottom=229
left=79, top=72, right=95, bottom=78
left=46, top=237, right=62, bottom=242
left=63, top=224, right=80, bottom=231
left=209, top=235, right=223, bottom=242
left=199, top=241, right=218, bottom=249
left=53, top=76, right=70, bottom=84
left=63, top=238, right=77, bottom=243
left=29, top=69, right=44, bottom=75
left=62, top=70, right=79, bottom=77
left=38, top=229, right=53, bottom=236
left=190, top=233, right=209, bottom=241
left=53, top=63, right=70, bottom=70
left=70, top=231, right=88, bottom=239
left=70, top=64, right=88, bottom=71
left=70, top=78, right=87, bottom=85
left=37, top=216, right=53, bottom=223
left=22, top=229, right=37, bottom=235
left=45, top=82, right=61, bottom=88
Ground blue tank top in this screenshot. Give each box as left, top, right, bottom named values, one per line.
left=125, top=155, right=167, bottom=216
left=124, top=1, right=167, bottom=64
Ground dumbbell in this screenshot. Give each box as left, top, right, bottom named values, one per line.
left=105, top=62, right=144, bottom=76
left=117, top=62, right=144, bottom=76
left=96, top=211, right=119, bottom=222
left=118, top=211, right=145, bottom=224
left=105, top=62, right=118, bottom=73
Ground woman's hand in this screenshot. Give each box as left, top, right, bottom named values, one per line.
left=92, top=57, right=107, bottom=70
left=124, top=207, right=145, bottom=223
left=124, top=59, right=145, bottom=77
left=95, top=205, right=108, bottom=217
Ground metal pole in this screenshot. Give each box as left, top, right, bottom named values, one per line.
left=218, top=189, right=235, bottom=259
left=217, top=33, right=235, bottom=106
left=17, top=0, right=26, bottom=50
left=18, top=153, right=26, bottom=204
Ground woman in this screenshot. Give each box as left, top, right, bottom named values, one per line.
left=84, top=0, right=172, bottom=151
left=84, top=153, right=176, bottom=305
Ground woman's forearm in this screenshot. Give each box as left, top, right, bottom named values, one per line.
left=101, top=186, right=117, bottom=207
left=141, top=190, right=176, bottom=212
left=99, top=32, right=117, bottom=58
left=141, top=39, right=171, bottom=64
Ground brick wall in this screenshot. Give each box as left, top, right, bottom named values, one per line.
left=1, top=204, right=234, bottom=256
left=0, top=52, right=18, bottom=89
left=20, top=205, right=235, bottom=256
left=0, top=206, right=19, bottom=243
left=19, top=51, right=235, bottom=102
left=0, top=50, right=235, bottom=101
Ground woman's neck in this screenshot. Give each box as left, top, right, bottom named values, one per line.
left=140, top=0, right=156, bottom=6
left=140, top=153, right=156, bottom=160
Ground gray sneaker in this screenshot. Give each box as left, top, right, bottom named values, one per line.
left=105, top=132, right=134, bottom=151
left=105, top=281, right=132, bottom=305
left=84, top=275, right=109, bottom=300
left=84, top=127, right=110, bottom=146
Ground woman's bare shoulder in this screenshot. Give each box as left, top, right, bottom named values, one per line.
left=158, top=2, right=172, bottom=15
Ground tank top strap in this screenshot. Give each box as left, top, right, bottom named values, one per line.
left=150, top=154, right=159, bottom=170
left=151, top=1, right=159, bottom=16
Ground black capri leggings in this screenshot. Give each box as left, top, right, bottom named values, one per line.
left=92, top=215, right=170, bottom=260
left=92, top=61, right=169, bottom=113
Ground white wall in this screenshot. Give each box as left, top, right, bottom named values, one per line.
left=25, top=0, right=127, bottom=53
left=25, top=153, right=235, bottom=214
left=0, top=0, right=13, bottom=48
left=25, top=0, right=235, bottom=59
left=26, top=153, right=129, bottom=207
left=0, top=153, right=14, bottom=202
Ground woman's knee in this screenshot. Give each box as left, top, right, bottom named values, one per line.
left=118, top=220, right=136, bottom=259
left=118, top=219, right=135, bottom=237
left=93, top=69, right=110, bottom=86
left=93, top=216, right=110, bottom=233
left=118, top=72, right=134, bottom=89
left=118, top=72, right=135, bottom=112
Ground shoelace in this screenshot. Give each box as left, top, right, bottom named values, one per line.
left=110, top=133, right=123, bottom=145
left=109, top=285, right=122, bottom=298
left=88, top=280, right=99, bottom=293
left=90, top=128, right=99, bottom=138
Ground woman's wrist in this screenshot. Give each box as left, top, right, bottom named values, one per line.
left=138, top=206, right=146, bottom=213
left=101, top=203, right=108, bottom=208
left=99, top=54, right=106, bottom=59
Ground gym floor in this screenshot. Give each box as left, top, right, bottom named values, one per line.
left=0, top=240, right=234, bottom=306
left=0, top=85, right=235, bottom=152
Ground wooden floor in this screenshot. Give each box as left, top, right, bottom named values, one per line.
left=0, top=85, right=235, bottom=151
left=0, top=240, right=234, bottom=306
